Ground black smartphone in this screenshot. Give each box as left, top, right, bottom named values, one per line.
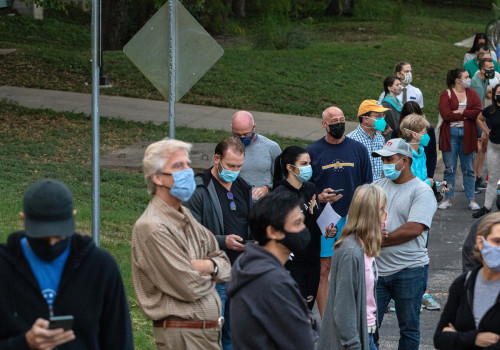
left=333, top=189, right=344, bottom=193
left=243, top=240, right=255, bottom=245
left=49, top=315, right=74, bottom=331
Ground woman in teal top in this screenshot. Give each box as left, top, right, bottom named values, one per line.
left=399, top=114, right=431, bottom=185
left=381, top=76, right=403, bottom=141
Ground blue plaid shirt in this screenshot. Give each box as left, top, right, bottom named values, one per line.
left=347, top=125, right=385, bottom=181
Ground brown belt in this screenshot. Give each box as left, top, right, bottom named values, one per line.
left=153, top=319, right=221, bottom=329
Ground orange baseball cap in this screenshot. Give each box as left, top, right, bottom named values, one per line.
left=357, top=99, right=390, bottom=117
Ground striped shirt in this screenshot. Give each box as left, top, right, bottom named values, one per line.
left=132, top=195, right=231, bottom=321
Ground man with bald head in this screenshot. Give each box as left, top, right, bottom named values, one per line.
left=232, top=111, right=281, bottom=200
left=306, top=106, right=373, bottom=317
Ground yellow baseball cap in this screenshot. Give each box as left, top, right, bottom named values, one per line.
left=357, top=99, right=390, bottom=117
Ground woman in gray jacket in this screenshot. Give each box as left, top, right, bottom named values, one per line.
left=317, top=184, right=387, bottom=350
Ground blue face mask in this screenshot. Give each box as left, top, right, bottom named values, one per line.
left=218, top=164, right=240, bottom=183
left=382, top=158, right=405, bottom=180
left=168, top=168, right=196, bottom=202
left=374, top=118, right=387, bottom=132
left=419, top=133, right=430, bottom=147
left=240, top=133, right=255, bottom=147
left=367, top=117, right=386, bottom=132
left=481, top=237, right=500, bottom=272
left=291, top=165, right=312, bottom=182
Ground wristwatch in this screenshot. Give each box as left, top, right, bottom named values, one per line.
left=211, top=260, right=218, bottom=277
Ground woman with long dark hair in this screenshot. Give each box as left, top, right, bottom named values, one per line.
left=273, top=146, right=336, bottom=311
left=381, top=76, right=403, bottom=141
left=464, top=33, right=497, bottom=64
left=437, top=68, right=482, bottom=211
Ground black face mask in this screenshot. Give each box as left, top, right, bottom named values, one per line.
left=27, top=237, right=69, bottom=262
left=485, top=69, right=495, bottom=79
left=278, top=227, right=311, bottom=254
left=328, top=122, right=345, bottom=139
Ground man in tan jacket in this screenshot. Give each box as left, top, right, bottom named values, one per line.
left=132, top=139, right=231, bottom=350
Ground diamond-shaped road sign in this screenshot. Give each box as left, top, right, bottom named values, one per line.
left=123, top=0, right=224, bottom=101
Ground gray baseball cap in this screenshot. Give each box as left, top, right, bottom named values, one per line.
left=372, top=138, right=413, bottom=159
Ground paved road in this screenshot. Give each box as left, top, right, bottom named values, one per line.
left=2, top=85, right=497, bottom=349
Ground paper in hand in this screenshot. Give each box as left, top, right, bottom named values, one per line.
left=316, top=202, right=341, bottom=238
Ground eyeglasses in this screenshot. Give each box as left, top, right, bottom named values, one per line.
left=368, top=114, right=386, bottom=119
left=227, top=192, right=236, bottom=211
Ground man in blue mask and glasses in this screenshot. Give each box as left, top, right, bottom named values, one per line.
left=133, top=139, right=231, bottom=350
left=185, top=137, right=253, bottom=350
left=371, top=139, right=437, bottom=350
left=347, top=99, right=390, bottom=180
left=231, top=111, right=281, bottom=201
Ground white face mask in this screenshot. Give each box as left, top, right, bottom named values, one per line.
left=461, top=78, right=471, bottom=88
left=402, top=72, right=412, bottom=84
left=392, top=85, right=403, bottom=95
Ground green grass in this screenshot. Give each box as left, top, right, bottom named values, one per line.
left=0, top=2, right=495, bottom=122
left=0, top=99, right=310, bottom=349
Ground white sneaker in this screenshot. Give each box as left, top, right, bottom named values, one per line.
left=469, top=201, right=481, bottom=210
left=438, top=201, right=452, bottom=210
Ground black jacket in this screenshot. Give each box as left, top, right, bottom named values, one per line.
left=273, top=180, right=321, bottom=272
left=0, top=231, right=134, bottom=350
left=226, top=243, right=316, bottom=350
left=185, top=168, right=252, bottom=250
left=434, top=266, right=500, bottom=350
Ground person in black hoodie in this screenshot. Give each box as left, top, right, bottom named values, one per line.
left=273, top=146, right=337, bottom=310
left=226, top=191, right=318, bottom=350
left=434, top=212, right=500, bottom=350
left=0, top=179, right=133, bottom=350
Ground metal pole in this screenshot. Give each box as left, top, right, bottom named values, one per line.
left=91, top=0, right=101, bottom=247
left=169, top=0, right=176, bottom=139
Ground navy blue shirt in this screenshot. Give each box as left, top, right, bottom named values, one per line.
left=306, top=136, right=373, bottom=217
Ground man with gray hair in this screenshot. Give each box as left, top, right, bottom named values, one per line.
left=231, top=111, right=281, bottom=200
left=372, top=139, right=437, bottom=349
left=132, top=139, right=231, bottom=350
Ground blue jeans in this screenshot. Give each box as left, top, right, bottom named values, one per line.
left=442, top=126, right=476, bottom=200
left=216, top=283, right=232, bottom=350
left=369, top=334, right=378, bottom=350
left=376, top=266, right=427, bottom=350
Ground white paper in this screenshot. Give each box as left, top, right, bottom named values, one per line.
left=316, top=203, right=342, bottom=238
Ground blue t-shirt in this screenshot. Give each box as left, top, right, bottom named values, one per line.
left=306, top=136, right=373, bottom=217
left=21, top=238, right=71, bottom=308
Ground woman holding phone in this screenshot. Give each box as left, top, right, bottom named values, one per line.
left=273, top=146, right=337, bottom=311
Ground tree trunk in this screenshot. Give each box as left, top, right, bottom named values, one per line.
left=232, top=0, right=245, bottom=18
left=102, top=0, right=130, bottom=50
left=324, top=0, right=355, bottom=16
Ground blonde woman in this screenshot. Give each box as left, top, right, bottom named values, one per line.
left=434, top=212, right=500, bottom=349
left=400, top=114, right=449, bottom=193
left=317, top=184, right=387, bottom=350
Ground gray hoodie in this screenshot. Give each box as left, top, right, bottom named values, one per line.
left=226, top=243, right=316, bottom=350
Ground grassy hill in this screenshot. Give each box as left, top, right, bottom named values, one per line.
left=0, top=2, right=494, bottom=122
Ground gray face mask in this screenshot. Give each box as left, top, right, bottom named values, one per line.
left=481, top=237, right=500, bottom=272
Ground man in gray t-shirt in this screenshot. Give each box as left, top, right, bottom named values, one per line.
left=231, top=111, right=281, bottom=200
left=372, top=138, right=437, bottom=350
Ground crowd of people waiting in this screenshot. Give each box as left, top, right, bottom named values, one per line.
left=0, top=34, right=499, bottom=350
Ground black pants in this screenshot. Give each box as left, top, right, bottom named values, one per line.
left=290, top=265, right=321, bottom=310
